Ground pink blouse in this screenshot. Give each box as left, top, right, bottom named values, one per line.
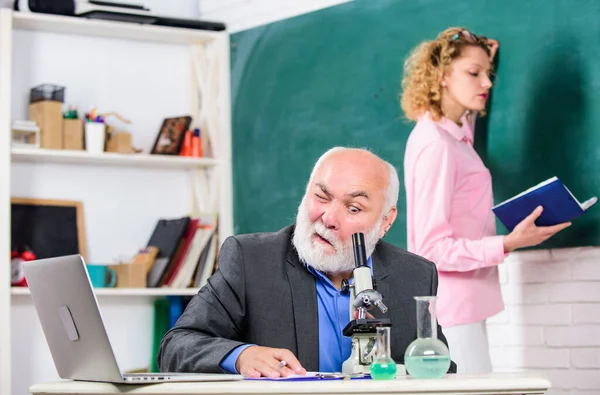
left=403, top=112, right=505, bottom=327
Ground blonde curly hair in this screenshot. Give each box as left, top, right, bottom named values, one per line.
left=400, top=27, right=492, bottom=122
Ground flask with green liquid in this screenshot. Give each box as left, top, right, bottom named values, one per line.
left=404, top=296, right=451, bottom=378
left=369, top=326, right=397, bottom=380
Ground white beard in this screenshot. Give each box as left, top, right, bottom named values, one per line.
left=292, top=200, right=383, bottom=274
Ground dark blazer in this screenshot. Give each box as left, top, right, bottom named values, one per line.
left=158, top=225, right=456, bottom=373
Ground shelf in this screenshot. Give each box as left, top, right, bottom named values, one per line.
left=9, top=10, right=222, bottom=45
left=11, top=148, right=218, bottom=170
left=11, top=287, right=199, bottom=297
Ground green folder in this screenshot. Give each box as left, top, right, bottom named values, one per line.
left=150, top=297, right=171, bottom=373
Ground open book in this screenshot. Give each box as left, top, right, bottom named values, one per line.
left=492, top=176, right=598, bottom=231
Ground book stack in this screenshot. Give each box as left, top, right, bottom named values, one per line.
left=145, top=213, right=218, bottom=289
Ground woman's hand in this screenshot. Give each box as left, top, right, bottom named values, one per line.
left=503, top=206, right=571, bottom=252
left=487, top=38, right=499, bottom=61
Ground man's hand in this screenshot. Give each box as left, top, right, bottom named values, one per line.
left=235, top=346, right=307, bottom=378
left=503, top=206, right=571, bottom=252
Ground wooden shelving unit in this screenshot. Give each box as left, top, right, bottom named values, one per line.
left=0, top=9, right=232, bottom=395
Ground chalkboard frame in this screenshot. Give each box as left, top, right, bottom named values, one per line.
left=11, top=197, right=87, bottom=261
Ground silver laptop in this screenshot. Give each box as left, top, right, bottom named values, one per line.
left=23, top=254, right=243, bottom=384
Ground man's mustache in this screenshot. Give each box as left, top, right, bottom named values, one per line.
left=311, top=223, right=342, bottom=250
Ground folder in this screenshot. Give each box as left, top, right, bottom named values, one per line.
left=150, top=297, right=170, bottom=373
left=146, top=217, right=190, bottom=288
left=245, top=372, right=371, bottom=381
left=492, top=176, right=597, bottom=232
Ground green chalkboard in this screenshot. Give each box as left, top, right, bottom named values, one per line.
left=231, top=0, right=600, bottom=249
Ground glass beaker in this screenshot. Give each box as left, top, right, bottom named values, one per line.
left=404, top=296, right=450, bottom=378
left=369, top=326, right=397, bottom=380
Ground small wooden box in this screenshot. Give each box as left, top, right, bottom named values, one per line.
left=63, top=119, right=83, bottom=150
left=132, top=246, right=158, bottom=275
left=106, top=131, right=132, bottom=153
left=109, top=263, right=147, bottom=288
left=29, top=101, right=63, bottom=149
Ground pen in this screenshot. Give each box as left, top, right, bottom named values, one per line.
left=276, top=360, right=287, bottom=370
left=316, top=373, right=366, bottom=379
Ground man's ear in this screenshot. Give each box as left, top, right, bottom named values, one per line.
left=379, top=207, right=398, bottom=238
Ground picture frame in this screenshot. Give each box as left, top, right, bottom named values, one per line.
left=150, top=116, right=192, bottom=155
left=11, top=197, right=87, bottom=261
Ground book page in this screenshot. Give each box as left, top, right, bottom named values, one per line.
left=563, top=184, right=583, bottom=207
left=582, top=197, right=598, bottom=211
left=493, top=176, right=558, bottom=208
left=563, top=185, right=598, bottom=211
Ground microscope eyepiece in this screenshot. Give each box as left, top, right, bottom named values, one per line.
left=352, top=232, right=368, bottom=268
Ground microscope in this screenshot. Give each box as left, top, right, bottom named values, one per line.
left=341, top=232, right=404, bottom=375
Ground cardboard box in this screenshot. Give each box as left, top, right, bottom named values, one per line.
left=132, top=246, right=159, bottom=275
left=106, top=131, right=132, bottom=153
left=109, top=263, right=147, bottom=288
left=63, top=119, right=83, bottom=150
left=29, top=100, right=63, bottom=149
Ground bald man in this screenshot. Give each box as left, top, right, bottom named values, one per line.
left=158, top=147, right=456, bottom=377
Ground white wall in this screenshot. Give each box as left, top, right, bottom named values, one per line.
left=197, top=0, right=352, bottom=33
left=109, top=0, right=199, bottom=18
left=198, top=1, right=600, bottom=395
left=490, top=248, right=600, bottom=395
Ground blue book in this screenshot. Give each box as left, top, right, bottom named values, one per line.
left=492, top=177, right=597, bottom=232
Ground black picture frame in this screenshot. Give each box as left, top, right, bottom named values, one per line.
left=151, top=116, right=192, bottom=155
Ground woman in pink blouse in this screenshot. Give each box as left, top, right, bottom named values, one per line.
left=401, top=27, right=570, bottom=374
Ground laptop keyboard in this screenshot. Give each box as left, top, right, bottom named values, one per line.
left=124, top=372, right=198, bottom=379
left=123, top=374, right=167, bottom=382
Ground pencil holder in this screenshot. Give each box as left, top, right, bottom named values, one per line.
left=85, top=122, right=105, bottom=154
left=63, top=119, right=83, bottom=150
left=29, top=84, right=65, bottom=103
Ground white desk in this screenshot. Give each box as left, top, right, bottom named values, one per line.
left=29, top=372, right=550, bottom=395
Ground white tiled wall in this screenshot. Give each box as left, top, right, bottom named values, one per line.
left=490, top=248, right=600, bottom=395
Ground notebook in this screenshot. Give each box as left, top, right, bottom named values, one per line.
left=492, top=176, right=597, bottom=231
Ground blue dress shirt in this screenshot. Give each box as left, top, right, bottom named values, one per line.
left=220, top=258, right=373, bottom=373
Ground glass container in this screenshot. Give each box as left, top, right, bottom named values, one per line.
left=404, top=296, right=450, bottom=378
left=370, top=326, right=397, bottom=380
